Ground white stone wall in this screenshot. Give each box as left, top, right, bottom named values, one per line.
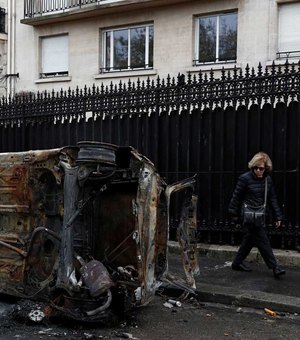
left=12, top=0, right=296, bottom=94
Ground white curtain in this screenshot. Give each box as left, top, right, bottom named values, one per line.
left=42, top=35, right=68, bottom=74
left=278, top=3, right=300, bottom=52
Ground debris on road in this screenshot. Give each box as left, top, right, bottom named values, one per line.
left=167, top=299, right=182, bottom=307
left=264, top=308, right=277, bottom=317
left=28, top=308, right=45, bottom=323
left=163, top=302, right=174, bottom=309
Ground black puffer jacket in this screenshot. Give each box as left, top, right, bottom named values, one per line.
left=228, top=170, right=283, bottom=221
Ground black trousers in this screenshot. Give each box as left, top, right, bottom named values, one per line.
left=233, top=225, right=277, bottom=269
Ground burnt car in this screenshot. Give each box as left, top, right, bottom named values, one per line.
left=0, top=141, right=198, bottom=322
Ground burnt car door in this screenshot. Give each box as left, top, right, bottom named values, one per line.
left=165, top=177, right=199, bottom=288
left=129, top=151, right=199, bottom=305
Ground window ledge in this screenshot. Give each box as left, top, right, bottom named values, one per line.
left=95, top=69, right=157, bottom=80
left=186, top=62, right=241, bottom=73
left=35, top=76, right=72, bottom=84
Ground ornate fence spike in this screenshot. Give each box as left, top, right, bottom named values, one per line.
left=0, top=61, right=299, bottom=129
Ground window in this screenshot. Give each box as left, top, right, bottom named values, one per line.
left=0, top=7, right=5, bottom=33
left=40, top=35, right=69, bottom=78
left=195, top=12, right=237, bottom=65
left=102, top=24, right=154, bottom=72
left=278, top=3, right=300, bottom=59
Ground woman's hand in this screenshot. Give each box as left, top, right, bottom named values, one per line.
left=275, top=221, right=282, bottom=228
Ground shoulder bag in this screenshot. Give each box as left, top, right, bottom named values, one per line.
left=242, top=178, right=267, bottom=227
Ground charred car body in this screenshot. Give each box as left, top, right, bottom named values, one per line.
left=0, top=142, right=198, bottom=322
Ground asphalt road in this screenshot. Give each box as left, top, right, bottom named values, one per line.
left=0, top=250, right=299, bottom=340
left=0, top=294, right=299, bottom=339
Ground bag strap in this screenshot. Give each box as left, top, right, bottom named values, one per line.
left=263, top=177, right=268, bottom=207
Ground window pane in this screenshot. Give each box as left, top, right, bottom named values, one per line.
left=113, top=29, right=128, bottom=69
left=219, top=13, right=237, bottom=61
left=130, top=27, right=145, bottom=68
left=0, top=8, right=5, bottom=34
left=103, top=24, right=154, bottom=72
left=198, top=16, right=217, bottom=63
left=105, top=31, right=111, bottom=70
left=149, top=26, right=154, bottom=67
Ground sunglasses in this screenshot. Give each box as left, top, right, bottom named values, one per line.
left=254, top=166, right=265, bottom=171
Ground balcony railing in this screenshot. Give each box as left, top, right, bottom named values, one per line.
left=24, top=0, right=123, bottom=18
left=276, top=50, right=300, bottom=60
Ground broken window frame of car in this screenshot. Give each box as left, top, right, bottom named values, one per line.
left=0, top=141, right=199, bottom=322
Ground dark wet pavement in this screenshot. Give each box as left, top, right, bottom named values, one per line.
left=198, top=256, right=300, bottom=298
left=169, top=244, right=300, bottom=312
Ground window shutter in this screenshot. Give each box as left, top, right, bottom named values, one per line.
left=278, top=3, right=300, bottom=52
left=42, top=35, right=68, bottom=74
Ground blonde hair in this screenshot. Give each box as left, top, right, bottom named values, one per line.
left=248, top=152, right=273, bottom=172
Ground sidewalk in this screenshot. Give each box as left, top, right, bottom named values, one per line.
left=168, top=242, right=300, bottom=314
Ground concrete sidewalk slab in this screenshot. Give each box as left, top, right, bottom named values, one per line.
left=199, top=243, right=300, bottom=267
left=167, top=241, right=300, bottom=314
left=168, top=241, right=300, bottom=267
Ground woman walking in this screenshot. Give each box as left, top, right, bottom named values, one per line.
left=228, top=152, right=285, bottom=278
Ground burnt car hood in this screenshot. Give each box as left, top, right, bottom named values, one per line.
left=0, top=142, right=198, bottom=322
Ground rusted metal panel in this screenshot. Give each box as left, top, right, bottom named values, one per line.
left=166, top=176, right=199, bottom=288
left=0, top=142, right=198, bottom=322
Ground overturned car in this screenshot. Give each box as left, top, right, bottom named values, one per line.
left=0, top=142, right=198, bottom=322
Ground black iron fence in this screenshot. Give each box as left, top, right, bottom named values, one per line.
left=1, top=61, right=300, bottom=249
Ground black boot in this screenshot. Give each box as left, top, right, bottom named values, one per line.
left=273, top=267, right=286, bottom=278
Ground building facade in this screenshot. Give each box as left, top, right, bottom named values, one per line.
left=5, top=0, right=300, bottom=96
left=0, top=0, right=7, bottom=97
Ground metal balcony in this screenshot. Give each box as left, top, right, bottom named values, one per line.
left=276, top=50, right=300, bottom=60
left=24, top=0, right=126, bottom=18
left=23, top=0, right=189, bottom=22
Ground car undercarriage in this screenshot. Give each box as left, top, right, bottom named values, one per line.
left=0, top=141, right=199, bottom=322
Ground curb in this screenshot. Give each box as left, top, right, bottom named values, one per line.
left=195, top=283, right=300, bottom=314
